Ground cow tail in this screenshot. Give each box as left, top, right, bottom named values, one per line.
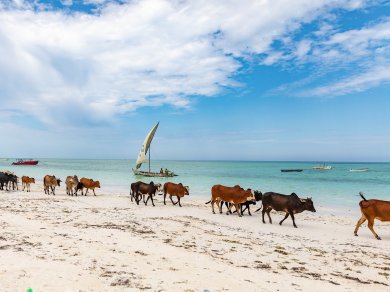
left=254, top=203, right=263, bottom=213
left=205, top=200, right=211, bottom=204
left=359, top=192, right=367, bottom=201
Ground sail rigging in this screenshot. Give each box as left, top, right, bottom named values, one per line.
left=135, top=122, right=159, bottom=170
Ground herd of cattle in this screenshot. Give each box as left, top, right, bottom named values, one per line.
left=1, top=171, right=389, bottom=239
left=0, top=172, right=101, bottom=196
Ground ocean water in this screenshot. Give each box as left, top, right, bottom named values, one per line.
left=1, top=159, right=389, bottom=210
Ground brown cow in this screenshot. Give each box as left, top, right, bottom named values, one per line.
left=79, top=177, right=101, bottom=196
left=22, top=176, right=35, bottom=192
left=43, top=175, right=61, bottom=195
left=66, top=175, right=79, bottom=196
left=163, top=182, right=189, bottom=207
left=210, top=184, right=255, bottom=217
left=354, top=192, right=390, bottom=240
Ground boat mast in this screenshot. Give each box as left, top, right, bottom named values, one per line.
left=148, top=146, right=151, bottom=173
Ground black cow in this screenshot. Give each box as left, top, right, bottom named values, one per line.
left=130, top=181, right=162, bottom=206
left=235, top=190, right=262, bottom=215
left=259, top=192, right=316, bottom=228
left=0, top=172, right=18, bottom=191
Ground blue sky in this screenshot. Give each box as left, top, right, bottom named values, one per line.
left=0, top=0, right=389, bottom=161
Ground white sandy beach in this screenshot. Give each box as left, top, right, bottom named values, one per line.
left=0, top=183, right=389, bottom=291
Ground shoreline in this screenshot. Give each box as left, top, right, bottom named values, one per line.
left=1, top=184, right=389, bottom=291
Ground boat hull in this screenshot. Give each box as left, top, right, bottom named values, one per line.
left=312, top=166, right=332, bottom=170
left=133, top=170, right=177, bottom=177
left=281, top=169, right=303, bottom=172
left=12, top=160, right=39, bottom=165
left=349, top=168, right=369, bottom=172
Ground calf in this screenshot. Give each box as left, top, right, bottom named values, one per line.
left=261, top=192, right=316, bottom=228
left=66, top=175, right=79, bottom=196
left=354, top=192, right=390, bottom=240
left=163, top=182, right=189, bottom=207
left=43, top=175, right=61, bottom=195
left=79, top=177, right=101, bottom=196
left=22, top=176, right=35, bottom=192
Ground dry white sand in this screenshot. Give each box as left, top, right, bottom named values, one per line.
left=0, top=183, right=389, bottom=291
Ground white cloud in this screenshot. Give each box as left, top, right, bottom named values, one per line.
left=267, top=17, right=390, bottom=97
left=0, top=0, right=374, bottom=126
left=299, top=65, right=390, bottom=97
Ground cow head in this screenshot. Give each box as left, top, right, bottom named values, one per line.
left=254, top=190, right=262, bottom=201
left=246, top=189, right=256, bottom=202
left=304, top=197, right=316, bottom=212
left=184, top=186, right=190, bottom=195
left=56, top=179, right=61, bottom=186
left=95, top=181, right=101, bottom=188
left=155, top=183, right=163, bottom=194
left=32, top=178, right=36, bottom=183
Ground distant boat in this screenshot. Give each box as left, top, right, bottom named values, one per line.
left=349, top=168, right=369, bottom=172
left=312, top=164, right=332, bottom=170
left=12, top=159, right=39, bottom=166
left=281, top=169, right=303, bottom=172
left=132, top=122, right=177, bottom=177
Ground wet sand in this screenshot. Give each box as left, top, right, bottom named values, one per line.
left=0, top=184, right=389, bottom=291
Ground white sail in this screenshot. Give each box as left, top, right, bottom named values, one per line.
left=135, top=122, right=159, bottom=170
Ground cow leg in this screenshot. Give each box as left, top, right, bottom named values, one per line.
left=266, top=208, right=272, bottom=224
left=135, top=192, right=140, bottom=205
left=354, top=215, right=367, bottom=236
left=150, top=194, right=155, bottom=207
left=178, top=197, right=182, bottom=207
left=163, top=193, right=167, bottom=205
left=145, top=194, right=149, bottom=205
left=367, top=219, right=381, bottom=240
left=290, top=212, right=297, bottom=228
left=262, top=208, right=266, bottom=223
left=217, top=199, right=223, bottom=214
left=235, top=203, right=241, bottom=217
left=279, top=213, right=290, bottom=225
left=226, top=203, right=233, bottom=215
left=240, top=204, right=247, bottom=215
left=93, top=189, right=96, bottom=196
left=220, top=201, right=224, bottom=212
left=211, top=199, right=216, bottom=214
left=224, top=202, right=232, bottom=214
left=170, top=195, right=177, bottom=205
left=85, top=188, right=89, bottom=196
left=22, top=183, right=25, bottom=191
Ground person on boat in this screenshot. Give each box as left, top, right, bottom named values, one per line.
left=160, top=168, right=163, bottom=174
left=165, top=168, right=169, bottom=175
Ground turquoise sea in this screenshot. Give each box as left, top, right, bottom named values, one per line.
left=1, top=159, right=389, bottom=211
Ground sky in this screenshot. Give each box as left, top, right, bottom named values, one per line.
left=0, top=0, right=389, bottom=161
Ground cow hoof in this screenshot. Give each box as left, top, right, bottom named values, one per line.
left=377, top=236, right=382, bottom=240
left=354, top=233, right=358, bottom=236
left=212, top=211, right=215, bottom=214
left=294, top=226, right=298, bottom=228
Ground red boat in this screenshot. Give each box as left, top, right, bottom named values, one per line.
left=12, top=159, right=39, bottom=165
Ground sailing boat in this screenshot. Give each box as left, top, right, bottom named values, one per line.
left=132, top=122, right=177, bottom=177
